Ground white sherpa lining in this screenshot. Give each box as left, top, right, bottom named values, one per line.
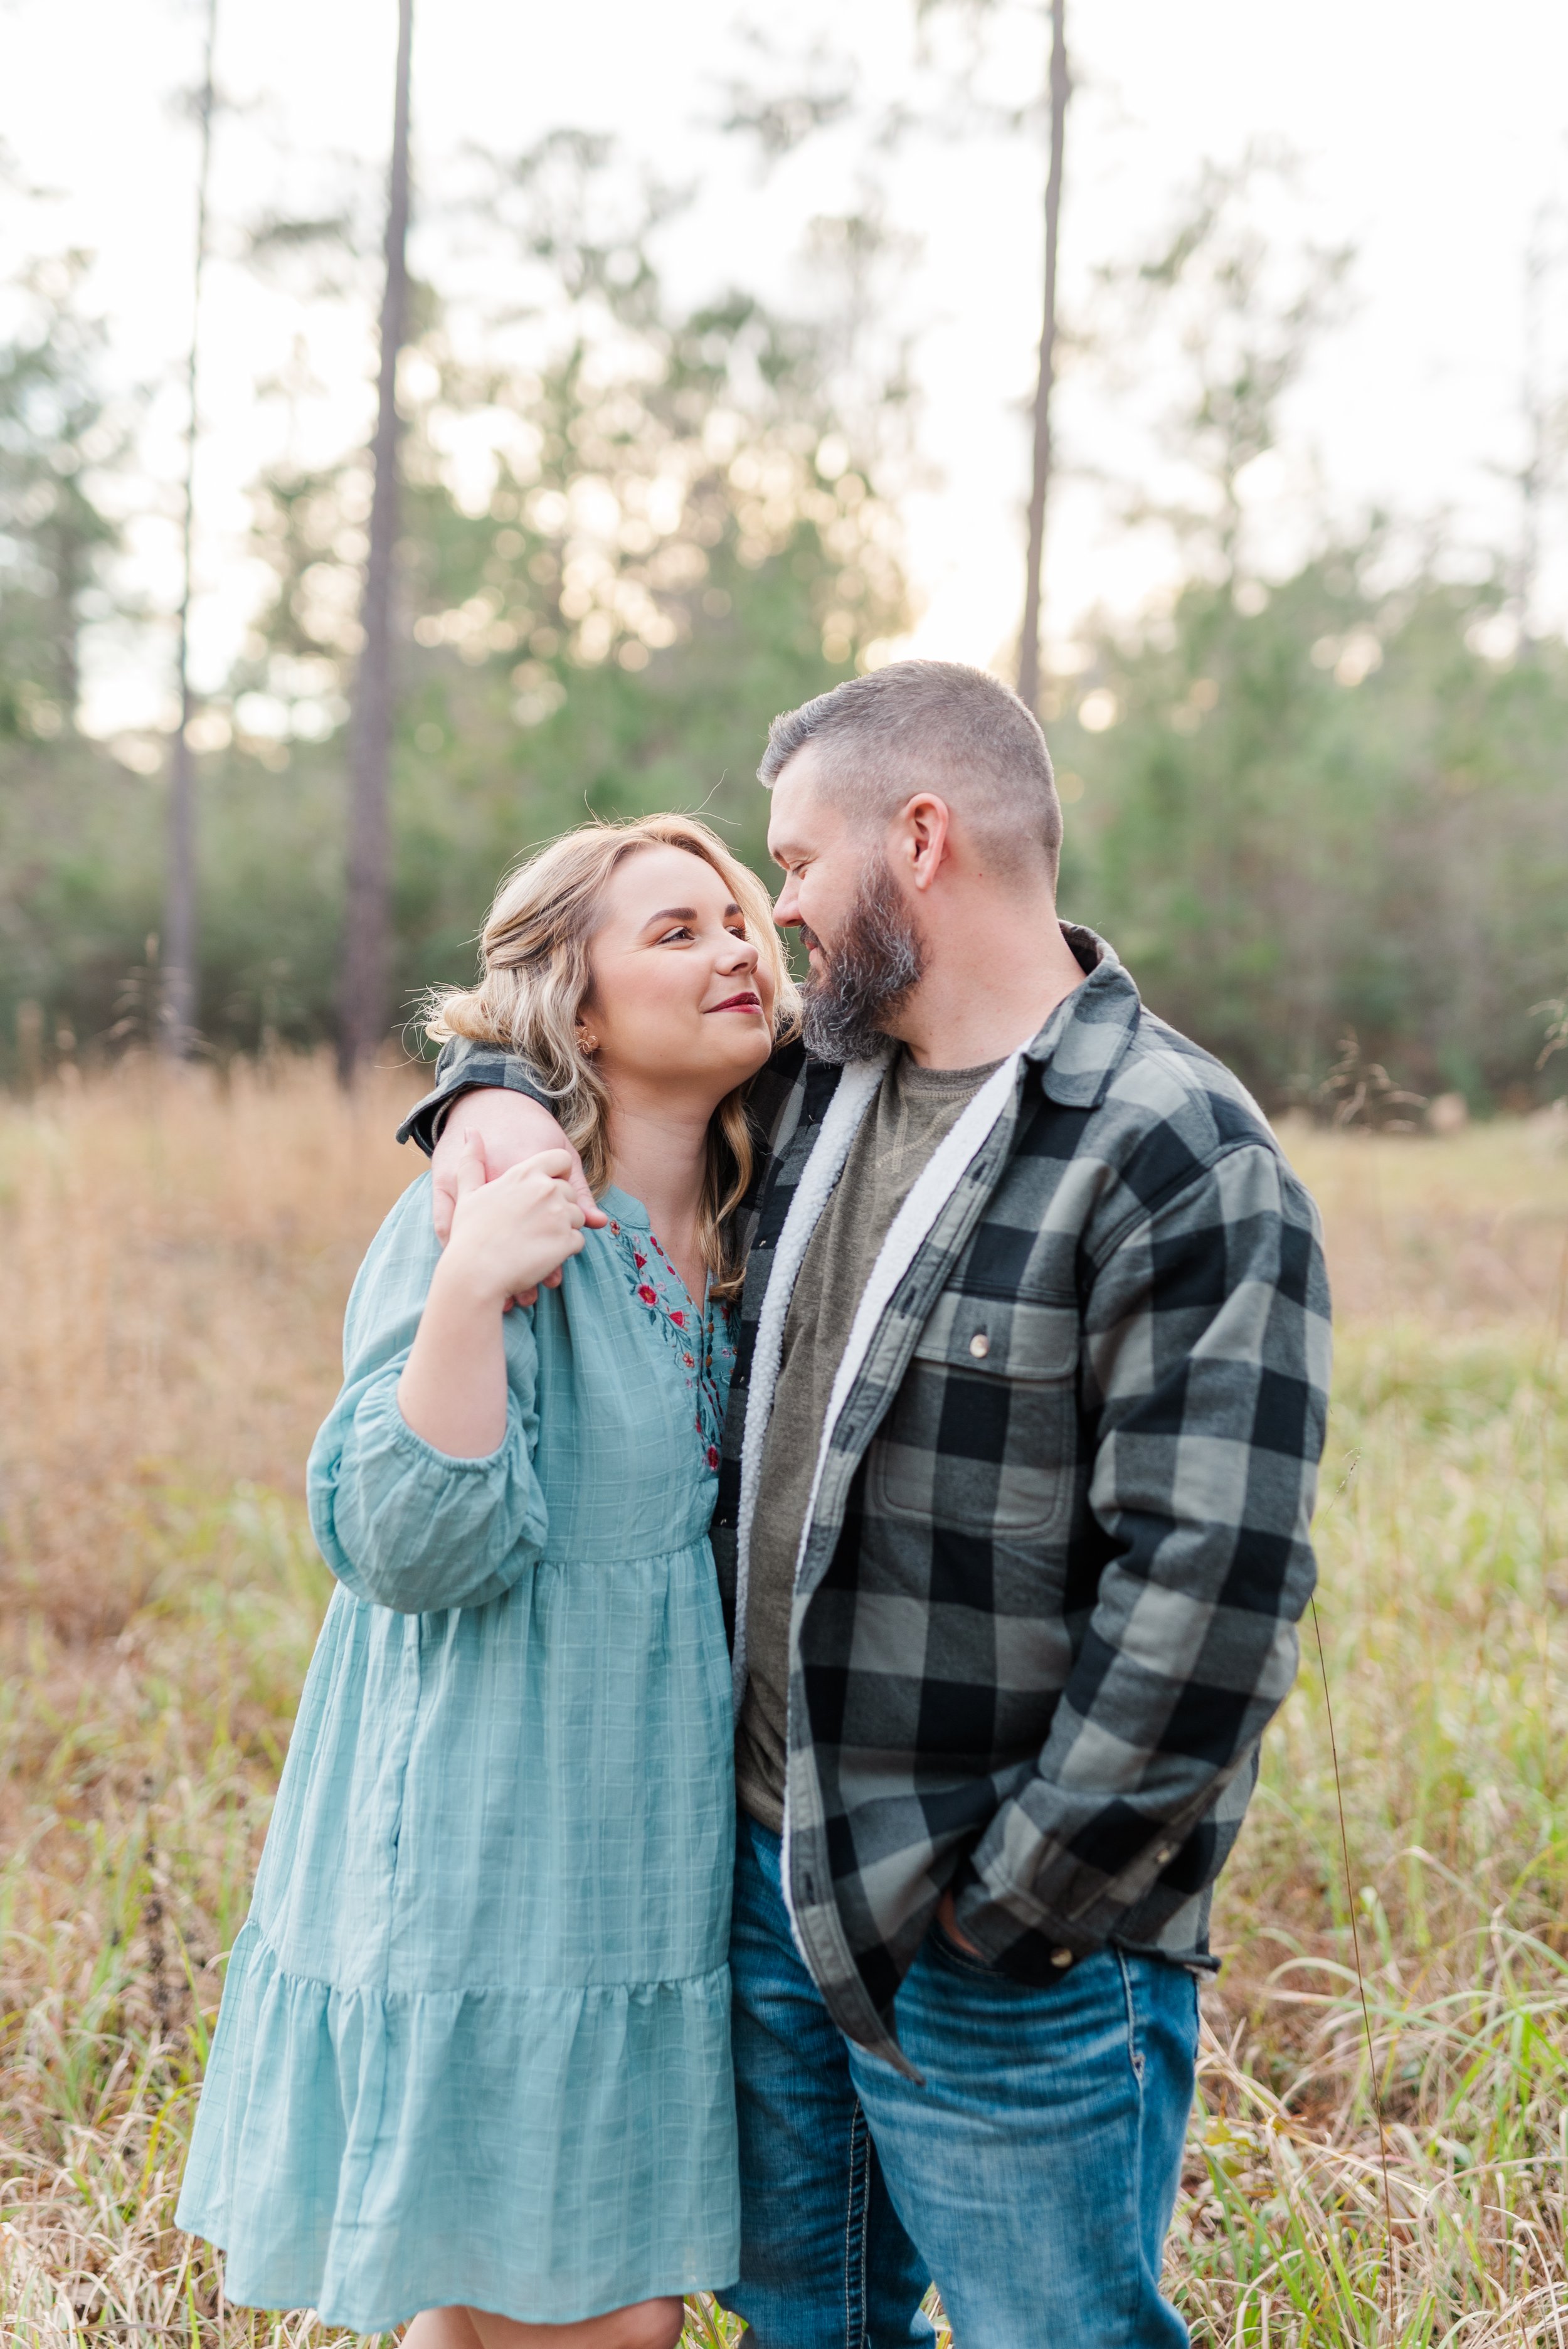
left=732, top=1054, right=888, bottom=1715
left=793, top=1048, right=1024, bottom=1569
left=770, top=1045, right=1023, bottom=1970
left=733, top=1046, right=1024, bottom=1719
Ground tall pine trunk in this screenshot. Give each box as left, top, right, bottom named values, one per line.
left=338, top=0, right=413, bottom=1083
left=161, top=0, right=217, bottom=1059
left=1515, top=203, right=1559, bottom=644
left=1015, top=0, right=1069, bottom=719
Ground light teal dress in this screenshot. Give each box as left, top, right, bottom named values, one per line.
left=177, top=1177, right=740, bottom=2331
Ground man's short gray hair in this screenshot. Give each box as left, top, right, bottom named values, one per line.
left=758, top=659, right=1062, bottom=884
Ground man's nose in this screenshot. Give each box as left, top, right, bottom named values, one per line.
left=773, top=877, right=800, bottom=927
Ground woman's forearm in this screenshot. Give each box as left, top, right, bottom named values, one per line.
left=397, top=1255, right=511, bottom=1456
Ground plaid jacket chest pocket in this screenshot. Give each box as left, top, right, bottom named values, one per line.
left=869, top=1293, right=1079, bottom=1541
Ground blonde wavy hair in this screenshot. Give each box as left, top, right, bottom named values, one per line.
left=425, top=815, right=800, bottom=1300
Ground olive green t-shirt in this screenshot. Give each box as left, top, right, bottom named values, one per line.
left=734, top=1048, right=1004, bottom=1833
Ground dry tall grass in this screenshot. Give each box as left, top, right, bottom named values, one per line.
left=1, top=1064, right=1565, bottom=2346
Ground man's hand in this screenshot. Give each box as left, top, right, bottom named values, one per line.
left=431, top=1090, right=605, bottom=1303
left=936, top=1889, right=983, bottom=1957
left=441, top=1140, right=588, bottom=1303
left=400, top=1140, right=586, bottom=1457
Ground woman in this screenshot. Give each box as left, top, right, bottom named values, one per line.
left=177, top=815, right=798, bottom=2349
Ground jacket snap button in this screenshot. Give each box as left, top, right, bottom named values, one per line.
left=968, top=1332, right=990, bottom=1359
left=1050, top=1947, right=1073, bottom=1969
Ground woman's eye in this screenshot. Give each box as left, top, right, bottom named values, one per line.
left=657, top=926, right=694, bottom=945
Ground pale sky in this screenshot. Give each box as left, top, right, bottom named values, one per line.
left=8, top=0, right=1568, bottom=736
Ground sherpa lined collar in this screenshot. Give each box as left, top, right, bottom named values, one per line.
left=1021, top=923, right=1142, bottom=1111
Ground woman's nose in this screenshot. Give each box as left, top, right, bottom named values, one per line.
left=719, top=931, right=759, bottom=972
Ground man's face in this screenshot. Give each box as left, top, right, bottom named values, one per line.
left=766, top=747, right=865, bottom=973
left=767, top=746, right=926, bottom=1061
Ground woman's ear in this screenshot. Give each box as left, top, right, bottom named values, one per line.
left=576, top=1023, right=598, bottom=1054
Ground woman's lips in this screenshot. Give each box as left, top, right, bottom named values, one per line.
left=706, top=993, right=763, bottom=1014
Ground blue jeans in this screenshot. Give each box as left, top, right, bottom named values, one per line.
left=723, top=1816, right=1199, bottom=2349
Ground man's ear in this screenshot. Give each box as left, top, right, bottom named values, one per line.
left=898, top=793, right=952, bottom=894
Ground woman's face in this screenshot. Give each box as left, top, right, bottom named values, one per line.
left=581, top=844, right=776, bottom=1103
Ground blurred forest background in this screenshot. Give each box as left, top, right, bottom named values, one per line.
left=1, top=2, right=1565, bottom=1110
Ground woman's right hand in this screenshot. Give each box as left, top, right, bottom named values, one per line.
left=432, top=1091, right=604, bottom=1246
left=401, top=1138, right=584, bottom=1457
left=437, top=1139, right=588, bottom=1310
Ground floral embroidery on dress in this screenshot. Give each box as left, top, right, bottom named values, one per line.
left=605, top=1213, right=736, bottom=1474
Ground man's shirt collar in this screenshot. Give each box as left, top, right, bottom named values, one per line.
left=1021, top=925, right=1142, bottom=1109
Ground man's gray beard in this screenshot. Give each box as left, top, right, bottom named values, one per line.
left=800, top=858, right=926, bottom=1063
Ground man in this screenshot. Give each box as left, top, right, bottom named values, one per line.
left=398, top=660, right=1331, bottom=2347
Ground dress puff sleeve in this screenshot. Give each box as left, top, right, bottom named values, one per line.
left=306, top=1175, right=550, bottom=1613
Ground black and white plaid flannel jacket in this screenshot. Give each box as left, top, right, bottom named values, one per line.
left=400, top=926, right=1331, bottom=2074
